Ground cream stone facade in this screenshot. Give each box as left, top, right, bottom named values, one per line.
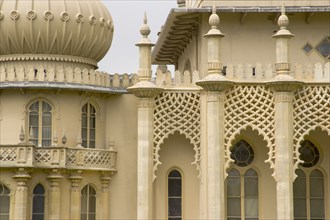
left=0, top=0, right=329, bottom=220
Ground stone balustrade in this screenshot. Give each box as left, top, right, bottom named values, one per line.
left=0, top=145, right=116, bottom=171
left=0, top=62, right=328, bottom=90
left=0, top=65, right=138, bottom=89
left=155, top=62, right=329, bottom=85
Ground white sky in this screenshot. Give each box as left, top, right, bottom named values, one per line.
left=99, top=0, right=177, bottom=74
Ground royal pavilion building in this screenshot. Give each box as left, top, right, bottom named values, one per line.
left=0, top=0, right=329, bottom=219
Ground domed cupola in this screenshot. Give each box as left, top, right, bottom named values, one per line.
left=0, top=0, right=114, bottom=69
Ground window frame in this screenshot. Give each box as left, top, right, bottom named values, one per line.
left=167, top=168, right=183, bottom=220
left=32, top=183, right=45, bottom=220
left=81, top=103, right=96, bottom=148
left=227, top=139, right=259, bottom=220
left=81, top=184, right=97, bottom=220
left=0, top=183, right=11, bottom=220
left=27, top=99, right=53, bottom=147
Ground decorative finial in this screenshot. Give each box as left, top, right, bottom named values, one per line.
left=19, top=126, right=25, bottom=143
left=143, top=12, right=147, bottom=25
left=140, top=12, right=151, bottom=37
left=209, top=4, right=220, bottom=29
left=53, top=131, right=58, bottom=147
left=61, top=133, right=67, bottom=146
left=212, top=2, right=216, bottom=14
left=277, top=3, right=289, bottom=29
left=281, top=2, right=285, bottom=15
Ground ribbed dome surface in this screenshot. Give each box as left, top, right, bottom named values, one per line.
left=0, top=0, right=114, bottom=67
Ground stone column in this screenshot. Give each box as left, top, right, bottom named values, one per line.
left=99, top=172, right=111, bottom=219
left=268, top=5, right=303, bottom=220
left=127, top=13, right=163, bottom=220
left=47, top=169, right=63, bottom=220
left=69, top=171, right=82, bottom=220
left=196, top=6, right=233, bottom=220
left=13, top=168, right=30, bottom=220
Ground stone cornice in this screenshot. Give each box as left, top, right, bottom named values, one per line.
left=0, top=54, right=98, bottom=68
left=196, top=73, right=234, bottom=92
left=127, top=81, right=164, bottom=98
left=267, top=74, right=304, bottom=92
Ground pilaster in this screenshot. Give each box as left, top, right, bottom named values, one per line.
left=69, top=170, right=82, bottom=220
left=127, top=13, right=163, bottom=220
left=13, top=168, right=30, bottom=220
left=268, top=5, right=303, bottom=220
left=196, top=6, right=233, bottom=220
left=99, top=172, right=111, bottom=219
left=47, top=169, right=63, bottom=220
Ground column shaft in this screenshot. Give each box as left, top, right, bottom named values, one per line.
left=137, top=98, right=154, bottom=219
left=13, top=170, right=30, bottom=220
left=100, top=174, right=111, bottom=219
left=274, top=92, right=294, bottom=220
left=48, top=171, right=62, bottom=220
left=206, top=92, right=225, bottom=219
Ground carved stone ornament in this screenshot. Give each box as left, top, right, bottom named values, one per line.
left=292, top=85, right=330, bottom=180
left=44, top=11, right=54, bottom=20
left=224, top=85, right=276, bottom=178
left=61, top=12, right=70, bottom=22
left=10, top=10, right=20, bottom=20
left=27, top=10, right=37, bottom=20
left=76, top=14, right=84, bottom=23
left=99, top=18, right=105, bottom=27
left=153, top=92, right=201, bottom=180
left=89, top=15, right=96, bottom=25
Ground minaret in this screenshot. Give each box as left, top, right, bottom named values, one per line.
left=127, top=13, right=163, bottom=220
left=196, top=5, right=233, bottom=220
left=268, top=4, right=303, bottom=220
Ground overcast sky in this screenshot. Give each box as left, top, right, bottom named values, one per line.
left=99, top=0, right=177, bottom=74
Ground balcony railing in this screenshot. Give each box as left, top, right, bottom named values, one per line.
left=0, top=145, right=116, bottom=171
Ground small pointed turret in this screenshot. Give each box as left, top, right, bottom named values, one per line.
left=196, top=5, right=232, bottom=92
left=273, top=4, right=294, bottom=74
left=128, top=13, right=163, bottom=98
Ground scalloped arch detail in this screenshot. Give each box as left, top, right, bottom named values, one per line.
left=153, top=92, right=201, bottom=181
left=293, top=85, right=330, bottom=180
left=224, top=85, right=276, bottom=179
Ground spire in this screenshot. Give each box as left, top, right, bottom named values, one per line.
left=273, top=3, right=293, bottom=38
left=140, top=12, right=151, bottom=38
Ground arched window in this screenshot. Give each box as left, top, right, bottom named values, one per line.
left=81, top=103, right=96, bottom=148
left=168, top=169, right=182, bottom=220
left=227, top=140, right=258, bottom=220
left=28, top=100, right=52, bottom=147
left=0, top=183, right=10, bottom=220
left=81, top=184, right=96, bottom=220
left=293, top=140, right=325, bottom=220
left=32, top=184, right=45, bottom=220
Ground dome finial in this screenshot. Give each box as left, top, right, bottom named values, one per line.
left=209, top=3, right=220, bottom=29
left=140, top=12, right=151, bottom=37
left=281, top=2, right=286, bottom=15
left=278, top=2, right=289, bottom=29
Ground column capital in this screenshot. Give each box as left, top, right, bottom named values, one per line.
left=100, top=172, right=111, bottom=193
left=13, top=168, right=31, bottom=190
left=127, top=81, right=163, bottom=98
left=196, top=74, right=234, bottom=92
left=267, top=74, right=303, bottom=93
left=69, top=170, right=83, bottom=191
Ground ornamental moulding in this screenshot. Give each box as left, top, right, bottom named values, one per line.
left=153, top=92, right=201, bottom=181
left=0, top=54, right=98, bottom=67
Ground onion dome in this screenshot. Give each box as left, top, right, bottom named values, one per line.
left=0, top=0, right=114, bottom=69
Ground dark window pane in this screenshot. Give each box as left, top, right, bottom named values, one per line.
left=310, top=198, right=325, bottom=218
left=168, top=198, right=181, bottom=216
left=227, top=197, right=241, bottom=217
left=168, top=179, right=181, bottom=197
left=169, top=170, right=181, bottom=177
left=230, top=140, right=254, bottom=167
left=294, top=198, right=307, bottom=218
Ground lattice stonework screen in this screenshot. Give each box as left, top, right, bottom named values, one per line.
left=224, top=85, right=275, bottom=176
left=293, top=85, right=330, bottom=177
left=153, top=92, right=201, bottom=180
